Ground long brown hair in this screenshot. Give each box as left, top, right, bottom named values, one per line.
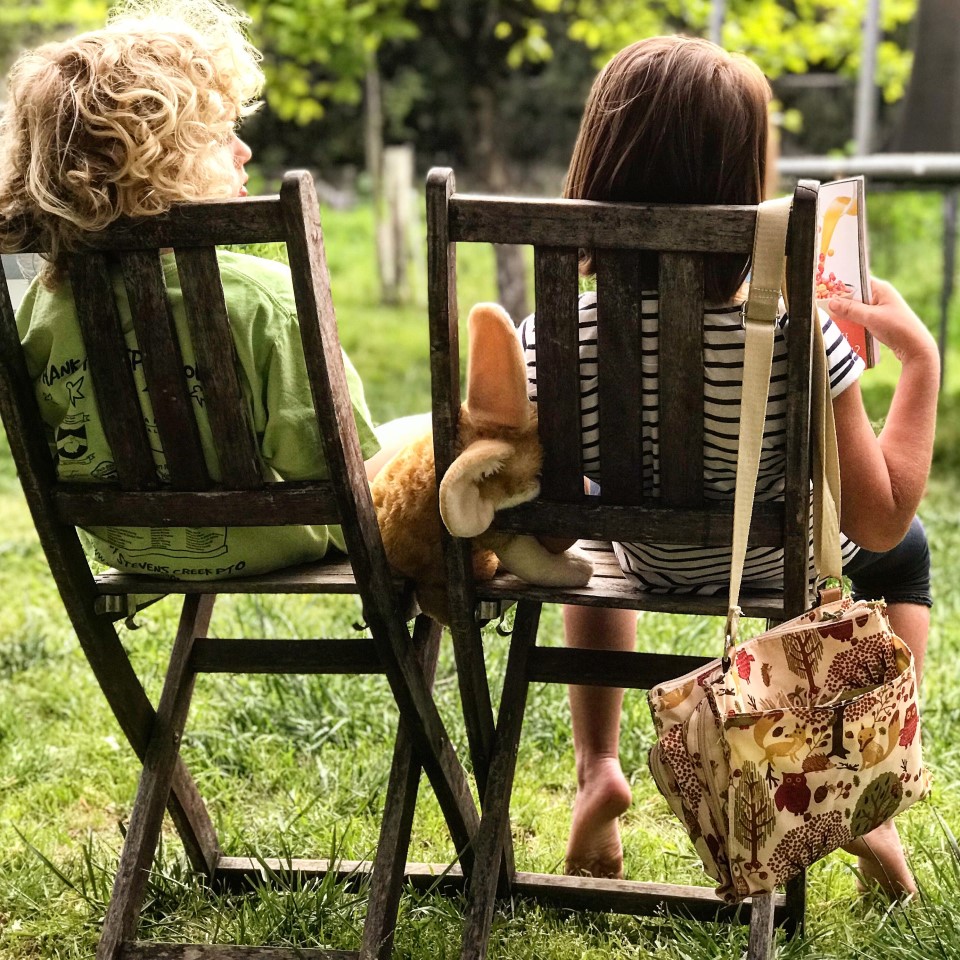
left=565, top=36, right=772, bottom=303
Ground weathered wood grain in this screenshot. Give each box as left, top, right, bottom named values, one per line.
left=658, top=251, right=705, bottom=506
left=426, top=167, right=516, bottom=882
left=175, top=247, right=262, bottom=488
left=98, top=596, right=210, bottom=960
left=52, top=483, right=341, bottom=527
left=2, top=171, right=485, bottom=960
left=449, top=196, right=757, bottom=251
left=595, top=249, right=643, bottom=504
left=533, top=246, right=583, bottom=501
left=67, top=252, right=158, bottom=488
left=782, top=181, right=820, bottom=617
left=120, top=249, right=208, bottom=489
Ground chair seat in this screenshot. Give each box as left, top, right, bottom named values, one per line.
left=475, top=540, right=788, bottom=620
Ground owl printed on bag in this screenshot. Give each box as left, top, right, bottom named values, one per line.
left=774, top=772, right=812, bottom=816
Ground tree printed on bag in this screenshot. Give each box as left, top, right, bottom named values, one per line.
left=850, top=772, right=903, bottom=837
left=828, top=702, right=851, bottom=761
left=733, top=760, right=777, bottom=870
left=768, top=810, right=853, bottom=882
left=822, top=635, right=896, bottom=699
left=782, top=629, right=825, bottom=695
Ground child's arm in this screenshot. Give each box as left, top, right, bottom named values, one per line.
left=829, top=278, right=940, bottom=551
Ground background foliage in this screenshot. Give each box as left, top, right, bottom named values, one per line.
left=0, top=0, right=922, bottom=183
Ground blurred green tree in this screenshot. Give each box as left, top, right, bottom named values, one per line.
left=238, top=0, right=919, bottom=313
left=0, top=0, right=108, bottom=87
left=570, top=0, right=916, bottom=103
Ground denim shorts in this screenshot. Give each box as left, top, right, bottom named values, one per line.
left=843, top=515, right=932, bottom=608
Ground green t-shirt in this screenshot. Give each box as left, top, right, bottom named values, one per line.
left=17, top=250, right=380, bottom=580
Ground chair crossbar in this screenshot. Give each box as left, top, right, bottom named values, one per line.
left=213, top=856, right=788, bottom=924
left=16, top=196, right=289, bottom=253
left=447, top=195, right=757, bottom=251
left=52, top=484, right=342, bottom=527
left=525, top=647, right=712, bottom=689
left=486, top=500, right=787, bottom=545
left=121, top=946, right=359, bottom=960
left=188, top=637, right=383, bottom=674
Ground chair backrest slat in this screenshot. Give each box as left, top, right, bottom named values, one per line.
left=781, top=181, right=819, bottom=614
left=174, top=247, right=263, bottom=488
left=657, top=251, right=705, bottom=507
left=119, top=250, right=210, bottom=490
left=66, top=251, right=159, bottom=489
left=532, top=246, right=582, bottom=502
left=595, top=249, right=643, bottom=505
left=277, top=175, right=401, bottom=617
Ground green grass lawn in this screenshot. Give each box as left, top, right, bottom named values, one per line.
left=2, top=188, right=960, bottom=958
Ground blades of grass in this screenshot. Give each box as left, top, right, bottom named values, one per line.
left=14, top=827, right=101, bottom=907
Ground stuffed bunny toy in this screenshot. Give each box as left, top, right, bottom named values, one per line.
left=371, top=302, right=593, bottom=625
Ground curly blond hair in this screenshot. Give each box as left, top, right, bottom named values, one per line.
left=0, top=0, right=263, bottom=281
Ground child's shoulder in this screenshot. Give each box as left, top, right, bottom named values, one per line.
left=217, top=248, right=290, bottom=285
left=214, top=249, right=296, bottom=317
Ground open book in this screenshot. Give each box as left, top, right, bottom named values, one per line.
left=815, top=176, right=878, bottom=368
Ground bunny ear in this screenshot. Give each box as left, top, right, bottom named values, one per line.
left=465, top=302, right=531, bottom=430
left=439, top=438, right=515, bottom=537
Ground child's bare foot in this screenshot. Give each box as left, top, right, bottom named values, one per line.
left=842, top=820, right=917, bottom=900
left=564, top=757, right=632, bottom=879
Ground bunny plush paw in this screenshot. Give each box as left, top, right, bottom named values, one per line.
left=493, top=535, right=593, bottom=587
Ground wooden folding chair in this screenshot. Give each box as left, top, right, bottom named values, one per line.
left=426, top=168, right=821, bottom=960
left=0, top=171, right=480, bottom=960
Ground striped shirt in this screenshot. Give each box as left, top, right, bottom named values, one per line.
left=518, top=290, right=864, bottom=594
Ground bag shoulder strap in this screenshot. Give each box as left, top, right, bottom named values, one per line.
left=725, top=196, right=843, bottom=654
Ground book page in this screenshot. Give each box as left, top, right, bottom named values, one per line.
left=815, top=176, right=878, bottom=367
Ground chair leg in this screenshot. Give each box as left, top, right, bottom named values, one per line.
left=447, top=604, right=516, bottom=884
left=746, top=892, right=776, bottom=960
left=361, top=614, right=443, bottom=960
left=460, top=600, right=542, bottom=960
left=96, top=595, right=210, bottom=960
left=72, top=593, right=220, bottom=875
left=781, top=870, right=806, bottom=939
left=369, top=613, right=480, bottom=878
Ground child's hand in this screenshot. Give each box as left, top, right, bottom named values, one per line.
left=828, top=278, right=939, bottom=370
